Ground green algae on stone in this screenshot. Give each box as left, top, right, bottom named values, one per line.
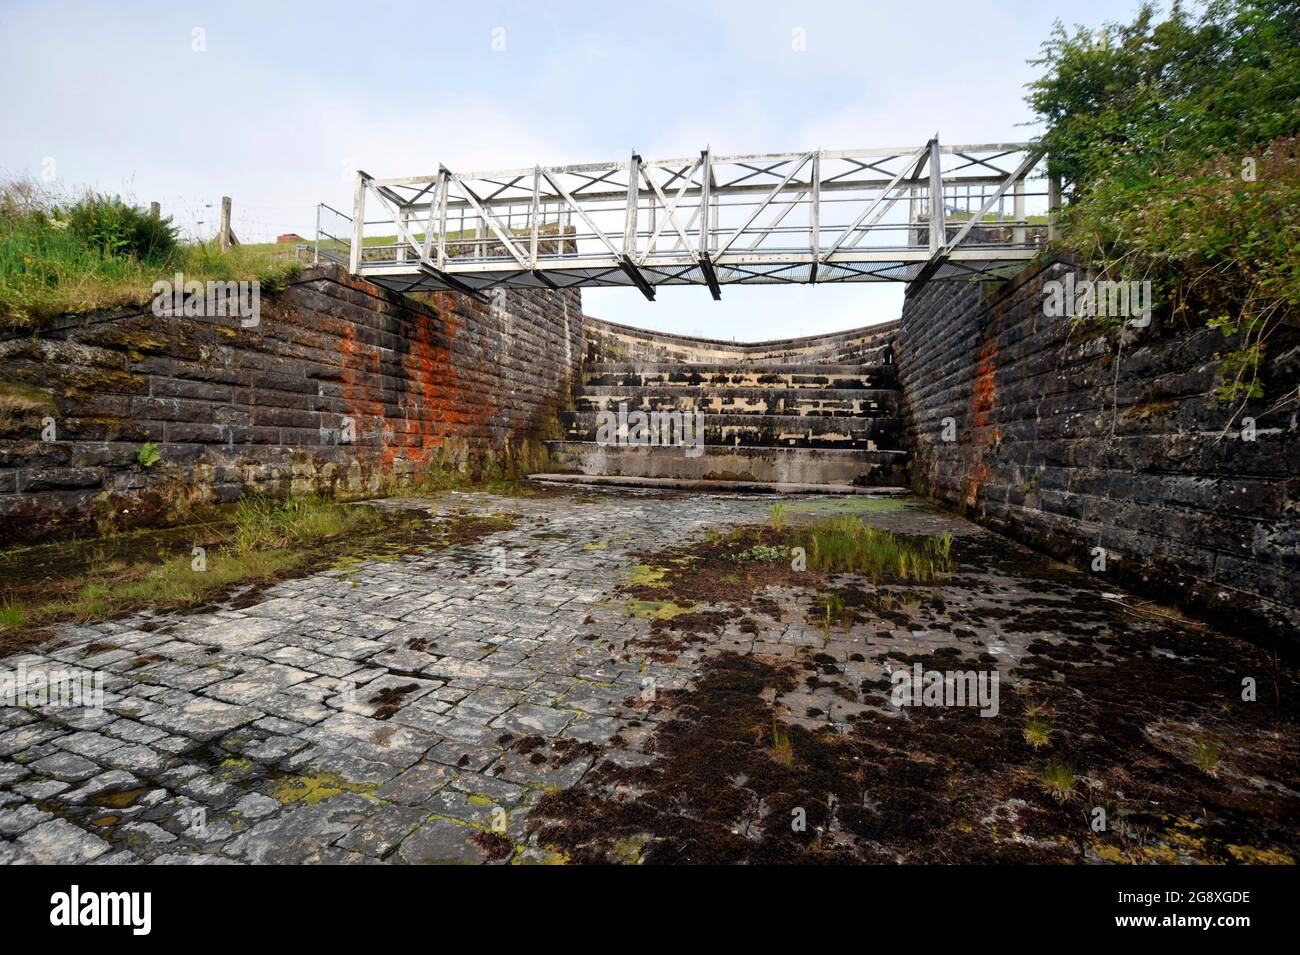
left=622, top=598, right=693, bottom=621
left=272, top=772, right=380, bottom=805
left=621, top=563, right=667, bottom=588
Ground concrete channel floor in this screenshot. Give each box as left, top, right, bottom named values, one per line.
left=1, top=486, right=1296, bottom=864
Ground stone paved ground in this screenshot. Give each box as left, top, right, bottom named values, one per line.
left=1, top=487, right=1295, bottom=864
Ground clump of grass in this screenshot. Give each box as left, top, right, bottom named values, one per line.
left=0, top=594, right=26, bottom=630
left=1037, top=760, right=1076, bottom=802
left=1024, top=717, right=1053, bottom=749
left=769, top=502, right=786, bottom=532
left=771, top=722, right=794, bottom=767
left=816, top=591, right=848, bottom=638
left=797, top=515, right=953, bottom=583
left=1193, top=733, right=1222, bottom=776
left=897, top=597, right=922, bottom=621
left=228, top=494, right=356, bottom=554
left=934, top=531, right=953, bottom=561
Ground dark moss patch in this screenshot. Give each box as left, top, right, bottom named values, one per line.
left=470, top=830, right=513, bottom=862
left=528, top=590, right=1300, bottom=865
left=527, top=652, right=1071, bottom=863
left=369, top=683, right=420, bottom=721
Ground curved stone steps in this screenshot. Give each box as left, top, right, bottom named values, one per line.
left=581, top=363, right=897, bottom=390
left=575, top=386, right=900, bottom=417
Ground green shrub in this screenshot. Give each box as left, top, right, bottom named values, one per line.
left=1029, top=1, right=1299, bottom=195
left=65, top=192, right=177, bottom=263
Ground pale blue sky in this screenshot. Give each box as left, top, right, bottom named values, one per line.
left=1, top=0, right=1148, bottom=340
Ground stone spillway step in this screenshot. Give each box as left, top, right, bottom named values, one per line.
left=527, top=473, right=911, bottom=495
left=544, top=441, right=908, bottom=487
left=575, top=387, right=899, bottom=417
left=582, top=363, right=897, bottom=391
left=558, top=411, right=905, bottom=450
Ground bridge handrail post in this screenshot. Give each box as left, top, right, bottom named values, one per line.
left=349, top=171, right=370, bottom=275
left=1014, top=178, right=1026, bottom=246
left=1047, top=168, right=1061, bottom=242
left=927, top=137, right=945, bottom=254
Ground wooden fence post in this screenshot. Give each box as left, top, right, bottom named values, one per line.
left=218, top=196, right=239, bottom=249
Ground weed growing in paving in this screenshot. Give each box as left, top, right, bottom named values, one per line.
left=1194, top=733, right=1223, bottom=775
left=798, top=515, right=953, bottom=583
left=1024, top=717, right=1054, bottom=749
left=1037, top=760, right=1077, bottom=802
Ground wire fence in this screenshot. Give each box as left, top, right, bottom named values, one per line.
left=145, top=194, right=318, bottom=246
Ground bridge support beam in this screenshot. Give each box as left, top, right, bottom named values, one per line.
left=699, top=255, right=722, bottom=301
left=619, top=256, right=656, bottom=301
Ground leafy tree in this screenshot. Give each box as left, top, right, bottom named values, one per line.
left=1026, top=0, right=1300, bottom=406
left=1029, top=0, right=1300, bottom=193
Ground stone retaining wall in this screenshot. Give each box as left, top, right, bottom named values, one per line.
left=897, top=257, right=1299, bottom=640
left=0, top=264, right=582, bottom=542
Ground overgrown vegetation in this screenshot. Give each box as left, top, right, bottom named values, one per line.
left=796, top=516, right=953, bottom=583
left=0, top=495, right=516, bottom=654
left=0, top=496, right=378, bottom=642
left=1028, top=0, right=1300, bottom=405
left=0, top=179, right=302, bottom=326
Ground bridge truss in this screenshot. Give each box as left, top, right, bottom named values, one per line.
left=342, top=138, right=1056, bottom=299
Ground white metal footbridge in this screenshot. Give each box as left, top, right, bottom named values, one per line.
left=322, top=137, right=1057, bottom=299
